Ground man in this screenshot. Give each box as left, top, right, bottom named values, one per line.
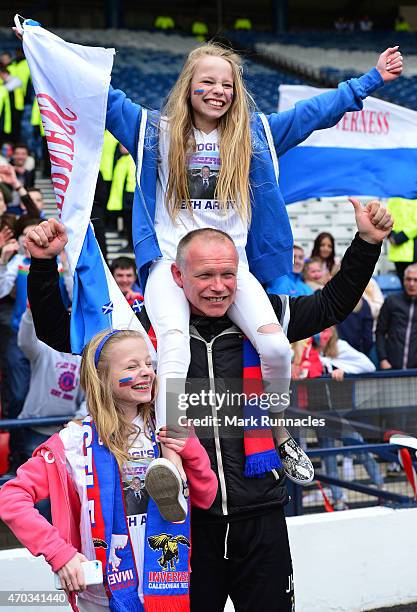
left=376, top=263, right=417, bottom=369
left=109, top=256, right=143, bottom=305
left=266, top=244, right=313, bottom=297
left=10, top=143, right=34, bottom=189
left=124, top=477, right=148, bottom=515
left=191, top=165, right=216, bottom=200
left=387, top=197, right=417, bottom=285
left=25, top=198, right=392, bottom=612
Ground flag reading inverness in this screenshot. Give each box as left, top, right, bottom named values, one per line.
left=278, top=84, right=417, bottom=203
left=17, top=17, right=154, bottom=357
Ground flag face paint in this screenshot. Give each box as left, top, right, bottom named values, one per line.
left=193, top=89, right=205, bottom=95
left=119, top=377, right=134, bottom=387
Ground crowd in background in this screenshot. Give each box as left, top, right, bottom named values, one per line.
left=0, top=45, right=415, bottom=506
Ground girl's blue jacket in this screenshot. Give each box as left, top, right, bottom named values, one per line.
left=105, top=68, right=383, bottom=291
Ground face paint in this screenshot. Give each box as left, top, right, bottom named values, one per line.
left=193, top=89, right=205, bottom=95
left=119, top=376, right=134, bottom=387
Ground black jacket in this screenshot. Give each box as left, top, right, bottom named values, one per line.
left=376, top=292, right=417, bottom=368
left=27, top=234, right=381, bottom=523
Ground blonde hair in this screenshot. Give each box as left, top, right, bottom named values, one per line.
left=80, top=330, right=155, bottom=469
left=163, top=43, right=254, bottom=224
left=322, top=327, right=339, bottom=359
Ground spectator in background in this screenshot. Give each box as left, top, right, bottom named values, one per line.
left=106, top=144, right=135, bottom=253
left=359, top=16, right=374, bottom=31
left=303, top=257, right=325, bottom=292
left=0, top=163, right=41, bottom=218
left=316, top=326, right=383, bottom=510
left=363, top=278, right=384, bottom=329
left=376, top=263, right=417, bottom=370
left=395, top=15, right=410, bottom=32
left=387, top=197, right=417, bottom=285
left=110, top=255, right=143, bottom=305
left=266, top=244, right=313, bottom=297
left=0, top=63, right=23, bottom=144
left=0, top=79, right=11, bottom=144
left=10, top=143, right=35, bottom=190
left=0, top=217, right=70, bottom=473
left=337, top=297, right=373, bottom=356
left=17, top=308, right=84, bottom=463
left=311, top=231, right=340, bottom=283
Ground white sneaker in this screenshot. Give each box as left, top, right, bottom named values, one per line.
left=145, top=458, right=188, bottom=523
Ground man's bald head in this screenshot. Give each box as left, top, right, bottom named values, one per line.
left=176, top=228, right=237, bottom=271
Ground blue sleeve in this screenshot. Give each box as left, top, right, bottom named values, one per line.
left=269, top=68, right=384, bottom=157
left=266, top=275, right=291, bottom=295
left=106, top=85, right=142, bottom=159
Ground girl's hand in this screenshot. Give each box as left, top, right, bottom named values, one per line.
left=57, top=552, right=89, bottom=593
left=157, top=424, right=191, bottom=453
left=376, top=47, right=403, bottom=82
left=12, top=27, right=23, bottom=41
left=332, top=369, right=344, bottom=382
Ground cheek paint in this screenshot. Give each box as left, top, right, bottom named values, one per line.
left=119, top=376, right=133, bottom=388
left=193, top=89, right=205, bottom=95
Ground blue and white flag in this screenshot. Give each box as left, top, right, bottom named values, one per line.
left=18, top=17, right=155, bottom=358
left=278, top=84, right=417, bottom=203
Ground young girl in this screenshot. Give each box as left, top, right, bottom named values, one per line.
left=310, top=232, right=340, bottom=283
left=104, top=43, right=401, bottom=488
left=303, top=257, right=325, bottom=292
left=0, top=329, right=217, bottom=611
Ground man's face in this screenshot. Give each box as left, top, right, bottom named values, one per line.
left=293, top=248, right=305, bottom=274
left=202, top=167, right=210, bottom=179
left=13, top=147, right=28, bottom=168
left=113, top=267, right=136, bottom=295
left=171, top=238, right=238, bottom=317
left=404, top=269, right=417, bottom=298
left=131, top=478, right=141, bottom=491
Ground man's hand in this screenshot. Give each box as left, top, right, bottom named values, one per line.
left=0, top=163, right=20, bottom=190
left=376, top=47, right=403, bottom=82
left=380, top=359, right=392, bottom=370
left=25, top=219, right=68, bottom=259
left=349, top=198, right=393, bottom=244
left=157, top=424, right=191, bottom=453
left=0, top=239, right=19, bottom=265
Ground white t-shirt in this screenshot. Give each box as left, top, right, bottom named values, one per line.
left=155, top=120, right=248, bottom=262
left=60, top=415, right=156, bottom=610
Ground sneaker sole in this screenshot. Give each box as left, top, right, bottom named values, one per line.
left=145, top=460, right=187, bottom=523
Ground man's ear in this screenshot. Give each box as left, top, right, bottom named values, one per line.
left=171, top=262, right=184, bottom=288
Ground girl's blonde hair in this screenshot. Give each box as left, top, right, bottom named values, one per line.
left=322, top=327, right=339, bottom=359
left=163, top=43, right=254, bottom=224
left=80, top=330, right=155, bottom=469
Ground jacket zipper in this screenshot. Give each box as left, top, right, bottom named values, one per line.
left=403, top=299, right=415, bottom=369
left=190, top=328, right=240, bottom=516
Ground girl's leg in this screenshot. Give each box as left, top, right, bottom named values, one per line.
left=228, top=264, right=314, bottom=484
left=145, top=259, right=190, bottom=480
left=227, top=263, right=291, bottom=417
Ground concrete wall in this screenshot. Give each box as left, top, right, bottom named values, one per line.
left=1, top=507, right=417, bottom=612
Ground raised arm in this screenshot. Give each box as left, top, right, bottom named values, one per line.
left=106, top=85, right=142, bottom=158
left=269, top=47, right=403, bottom=157
left=26, top=219, right=71, bottom=352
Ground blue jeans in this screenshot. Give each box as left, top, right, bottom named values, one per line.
left=321, top=431, right=384, bottom=502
